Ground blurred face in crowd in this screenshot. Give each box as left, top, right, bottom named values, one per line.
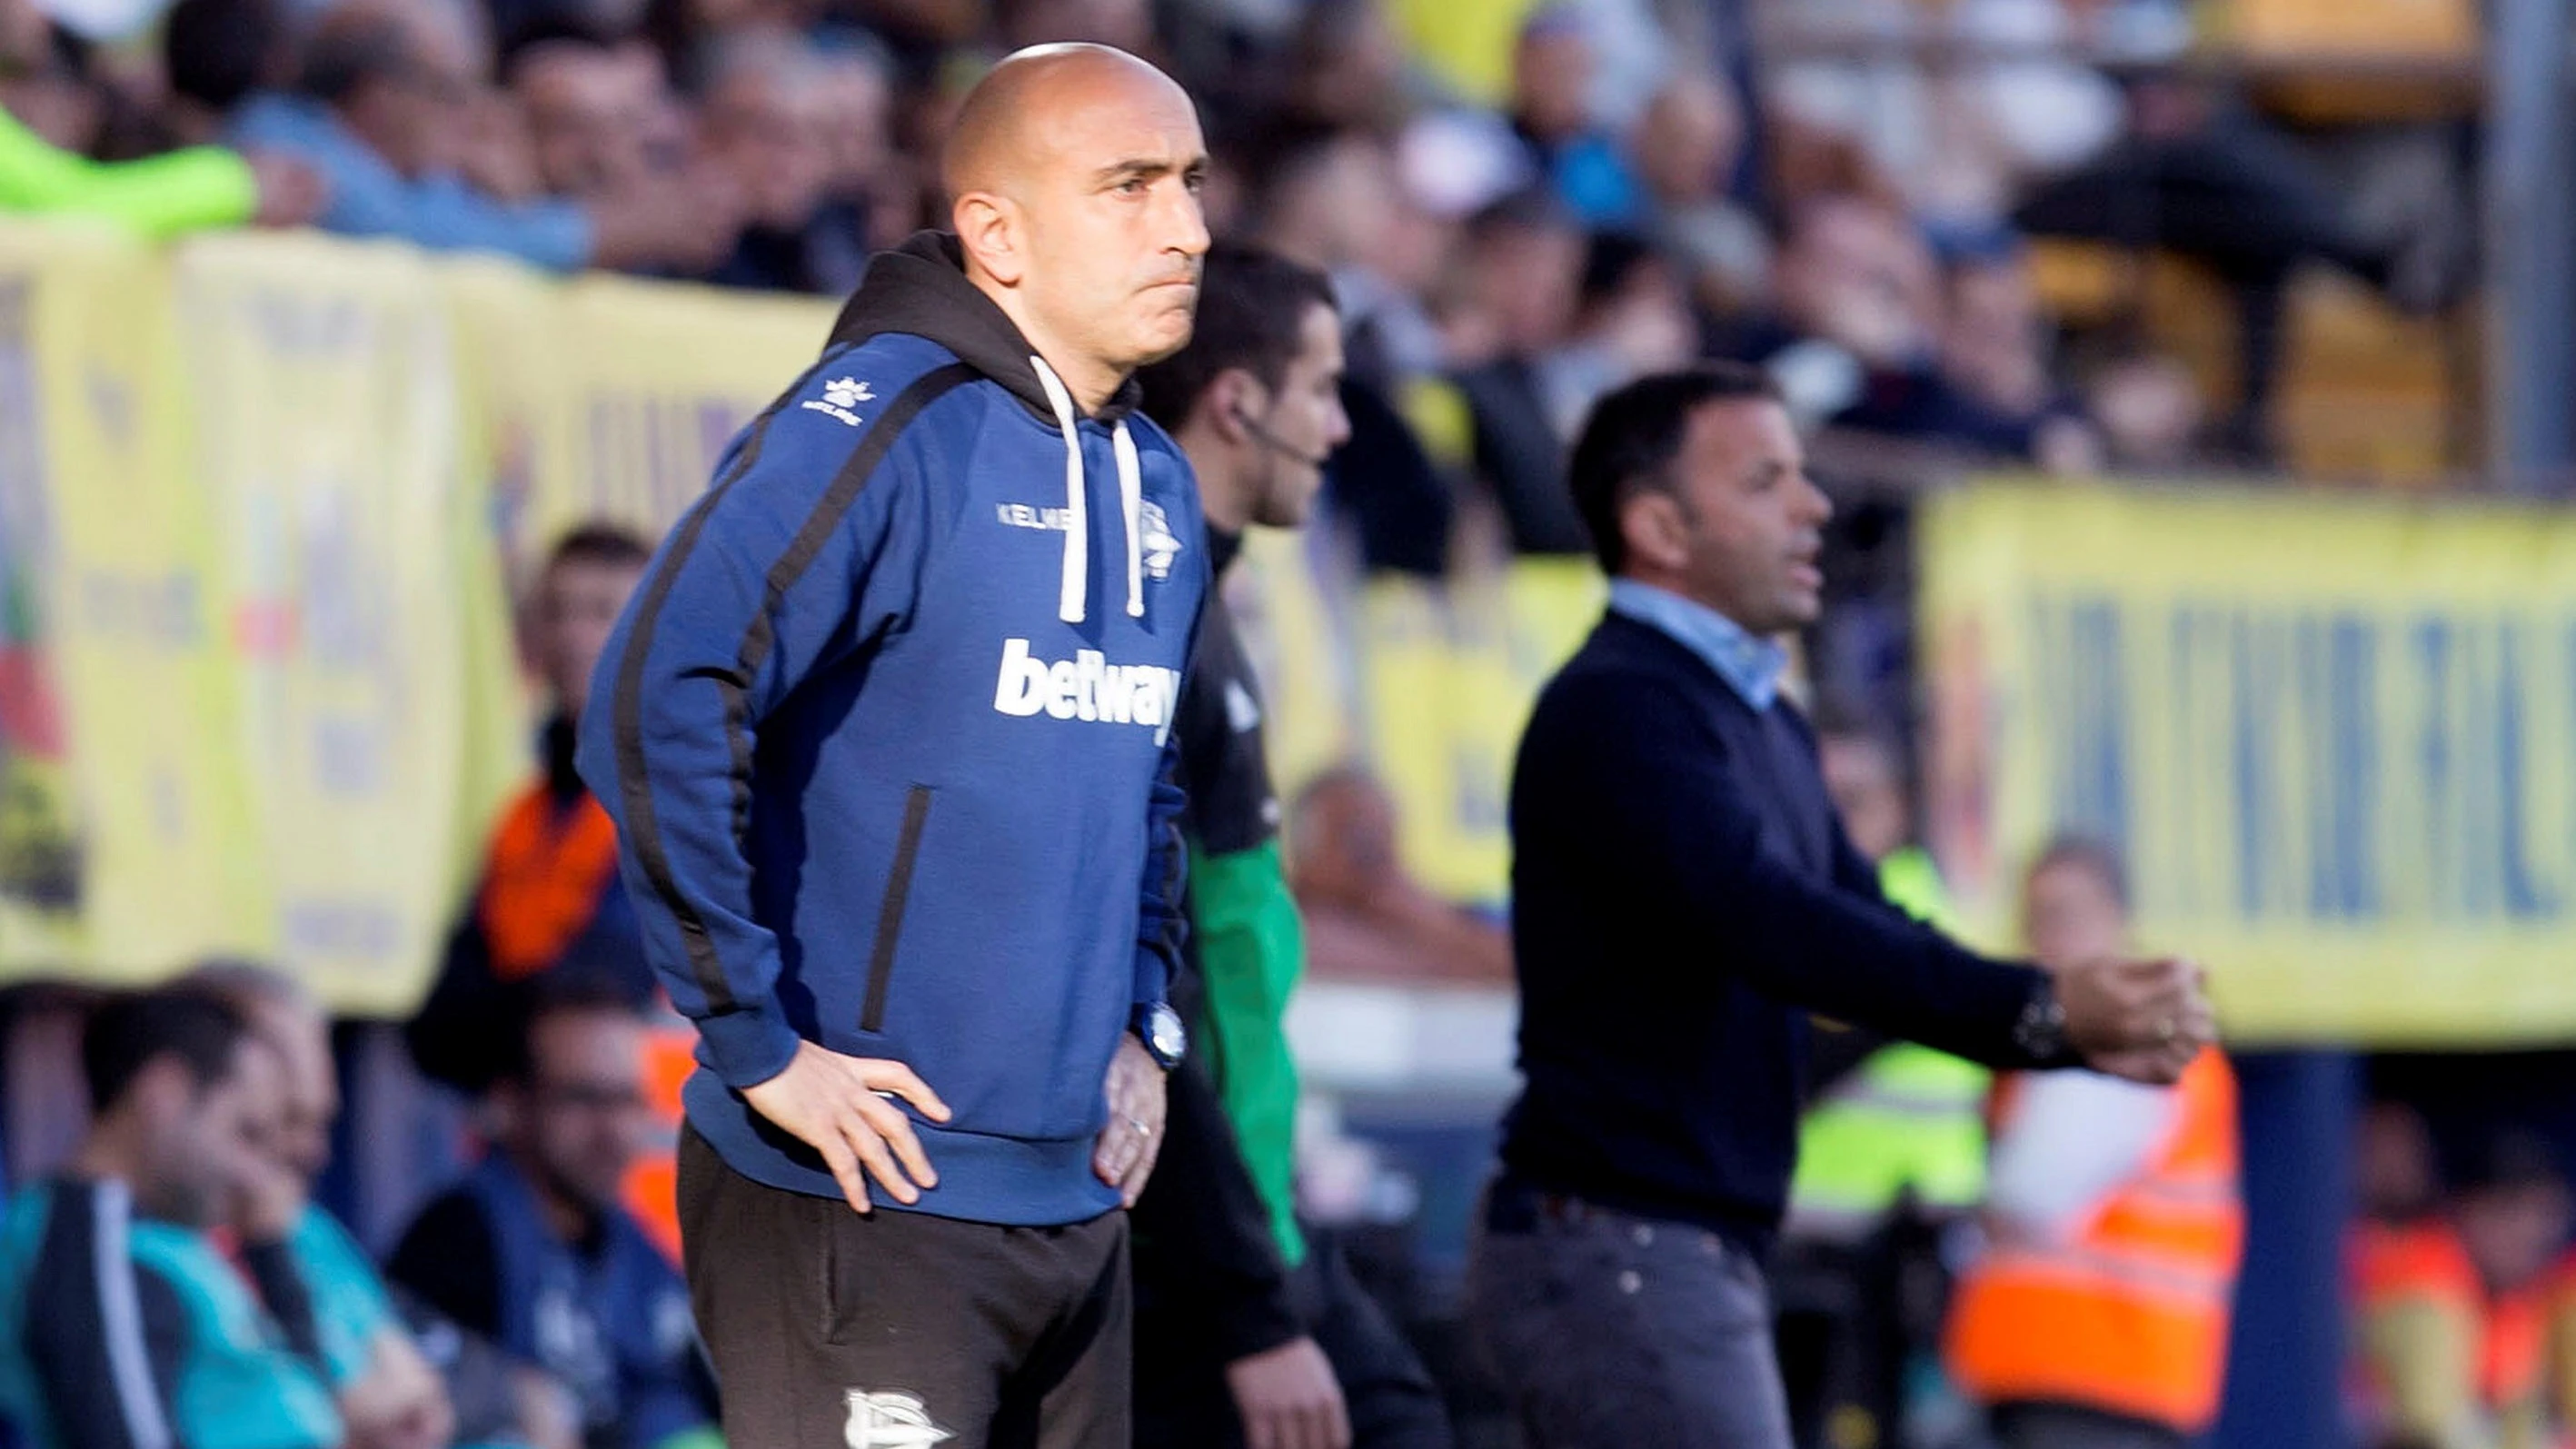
left=1222, top=302, right=1349, bottom=530
left=1636, top=71, right=1743, bottom=209
left=1623, top=398, right=1828, bottom=637
left=2022, top=856, right=2128, bottom=976
left=701, top=46, right=832, bottom=230
left=242, top=994, right=338, bottom=1186
left=1289, top=0, right=1406, bottom=130
left=1468, top=218, right=1584, bottom=356
left=1821, top=732, right=1907, bottom=863
left=459, top=88, right=540, bottom=203
left=1511, top=20, right=1593, bottom=143
left=1777, top=196, right=1935, bottom=369
left=950, top=48, right=1211, bottom=396
left=1942, top=256, right=2049, bottom=413
left=2459, top=1176, right=2571, bottom=1295
left=1585, top=253, right=1695, bottom=375
left=2355, top=1102, right=2438, bottom=1223
left=346, top=10, right=482, bottom=181
left=534, top=554, right=643, bottom=720
left=515, top=43, right=651, bottom=196
left=136, top=1038, right=283, bottom=1228
left=507, top=1007, right=651, bottom=1220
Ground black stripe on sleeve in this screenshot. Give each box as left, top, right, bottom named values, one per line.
left=23, top=1181, right=174, bottom=1449
left=611, top=360, right=978, bottom=1017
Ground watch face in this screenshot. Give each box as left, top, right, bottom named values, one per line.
left=1147, top=1005, right=1186, bottom=1063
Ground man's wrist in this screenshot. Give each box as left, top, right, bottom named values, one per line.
left=1130, top=1001, right=1187, bottom=1070
left=2012, top=977, right=2077, bottom=1067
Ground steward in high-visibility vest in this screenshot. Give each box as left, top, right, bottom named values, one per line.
left=2352, top=1216, right=2551, bottom=1449
left=1786, top=846, right=1991, bottom=1240
left=1945, top=835, right=2244, bottom=1448
left=1945, top=1047, right=2243, bottom=1438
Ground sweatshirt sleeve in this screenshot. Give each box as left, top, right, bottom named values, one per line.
left=0, top=110, right=259, bottom=237
left=579, top=354, right=971, bottom=1090
left=1132, top=726, right=1189, bottom=1015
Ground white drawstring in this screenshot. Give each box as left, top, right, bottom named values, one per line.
left=1029, top=355, right=1147, bottom=622
left=1112, top=421, right=1143, bottom=618
left=1030, top=356, right=1088, bottom=623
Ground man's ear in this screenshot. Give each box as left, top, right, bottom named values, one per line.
left=127, top=1054, right=196, bottom=1125
left=1205, top=369, right=1264, bottom=445
left=1620, top=489, right=1688, bottom=572
left=952, top=191, right=1025, bottom=287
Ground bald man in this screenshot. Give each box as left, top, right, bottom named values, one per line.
left=581, top=42, right=1212, bottom=1449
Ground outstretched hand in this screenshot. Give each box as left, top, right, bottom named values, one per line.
left=2057, top=956, right=2217, bottom=1085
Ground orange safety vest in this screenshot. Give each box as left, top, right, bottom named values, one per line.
left=477, top=783, right=622, bottom=982
left=475, top=775, right=694, bottom=1265
left=1945, top=1050, right=2245, bottom=1432
left=2352, top=1217, right=2548, bottom=1415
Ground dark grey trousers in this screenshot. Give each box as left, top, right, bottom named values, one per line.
left=1463, top=1186, right=1794, bottom=1449
left=678, top=1126, right=1130, bottom=1449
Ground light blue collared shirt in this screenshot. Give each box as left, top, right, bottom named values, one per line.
left=1606, top=579, right=1789, bottom=711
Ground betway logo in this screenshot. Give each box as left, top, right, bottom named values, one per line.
left=993, top=639, right=1183, bottom=744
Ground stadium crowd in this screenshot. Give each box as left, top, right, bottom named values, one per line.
left=0, top=0, right=2526, bottom=1444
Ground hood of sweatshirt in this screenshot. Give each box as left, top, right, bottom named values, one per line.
left=827, top=230, right=1149, bottom=623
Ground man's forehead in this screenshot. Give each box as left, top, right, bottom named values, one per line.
left=1687, top=395, right=1796, bottom=456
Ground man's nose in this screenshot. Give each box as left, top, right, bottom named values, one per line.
left=1163, top=181, right=1211, bottom=257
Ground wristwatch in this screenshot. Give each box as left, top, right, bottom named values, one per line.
left=1131, top=1001, right=1187, bottom=1071
left=2012, top=979, right=2073, bottom=1066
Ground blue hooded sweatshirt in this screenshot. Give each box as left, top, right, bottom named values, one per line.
left=579, top=232, right=1208, bottom=1226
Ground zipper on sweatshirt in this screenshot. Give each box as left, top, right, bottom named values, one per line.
left=860, top=785, right=935, bottom=1033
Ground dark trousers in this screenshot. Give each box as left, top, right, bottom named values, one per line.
left=1990, top=1402, right=2190, bottom=1449
left=1135, top=1228, right=1454, bottom=1449
left=1464, top=1180, right=1794, bottom=1449
left=677, top=1126, right=1130, bottom=1449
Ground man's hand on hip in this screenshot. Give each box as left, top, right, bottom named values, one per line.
left=741, top=1040, right=952, bottom=1215
left=1227, top=1336, right=1351, bottom=1449
left=1094, top=1033, right=1167, bottom=1206
left=2058, top=956, right=2217, bottom=1085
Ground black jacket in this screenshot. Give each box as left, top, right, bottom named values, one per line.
left=1500, top=613, right=2055, bottom=1246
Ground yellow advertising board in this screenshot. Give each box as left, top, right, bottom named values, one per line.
left=1923, top=480, right=2576, bottom=1044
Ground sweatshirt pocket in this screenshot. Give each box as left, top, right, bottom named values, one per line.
left=860, top=784, right=934, bottom=1033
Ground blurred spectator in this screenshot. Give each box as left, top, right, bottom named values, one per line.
left=0, top=0, right=321, bottom=233
left=159, top=0, right=293, bottom=144
left=1452, top=187, right=1592, bottom=557
left=2357, top=1100, right=2444, bottom=1229
left=2072, top=341, right=2204, bottom=473
left=1273, top=0, right=1414, bottom=134
left=188, top=963, right=482, bottom=1449
left=506, top=31, right=654, bottom=197
left=1746, top=194, right=2077, bottom=464
left=1241, top=123, right=1458, bottom=579
left=389, top=982, right=719, bottom=1449
left=2352, top=1129, right=2568, bottom=1449
left=0, top=988, right=343, bottom=1448
left=1287, top=768, right=1511, bottom=986
left=1506, top=5, right=1638, bottom=228
left=1946, top=838, right=2243, bottom=1449
left=228, top=0, right=731, bottom=273
left=411, top=522, right=656, bottom=1097
left=459, top=84, right=541, bottom=202
left=1631, top=66, right=1766, bottom=314
left=1936, top=242, right=2102, bottom=472
left=692, top=27, right=850, bottom=293
left=1537, top=229, right=1696, bottom=443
